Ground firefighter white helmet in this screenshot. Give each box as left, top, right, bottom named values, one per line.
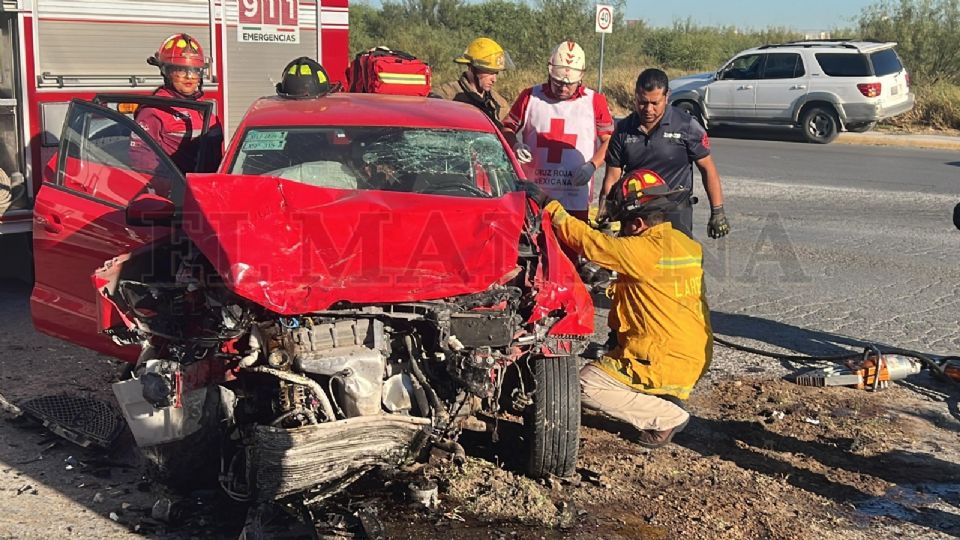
left=548, top=41, right=586, bottom=84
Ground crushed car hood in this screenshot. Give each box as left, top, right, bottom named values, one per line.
left=183, top=174, right=526, bottom=315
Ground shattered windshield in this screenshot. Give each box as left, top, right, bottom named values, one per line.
left=230, top=126, right=520, bottom=198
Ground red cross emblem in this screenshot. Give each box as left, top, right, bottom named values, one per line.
left=536, top=118, right=578, bottom=164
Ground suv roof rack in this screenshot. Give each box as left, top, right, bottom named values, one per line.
left=758, top=41, right=858, bottom=50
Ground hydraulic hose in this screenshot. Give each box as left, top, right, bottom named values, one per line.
left=713, top=336, right=862, bottom=362
left=714, top=336, right=960, bottom=387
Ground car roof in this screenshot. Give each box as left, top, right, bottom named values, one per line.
left=237, top=93, right=498, bottom=132
left=743, top=40, right=898, bottom=55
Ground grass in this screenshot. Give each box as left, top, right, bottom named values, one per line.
left=880, top=82, right=960, bottom=132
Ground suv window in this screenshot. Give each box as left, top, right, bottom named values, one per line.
left=869, top=48, right=903, bottom=76
left=720, top=54, right=762, bottom=80
left=762, top=53, right=805, bottom=79
left=815, top=53, right=870, bottom=77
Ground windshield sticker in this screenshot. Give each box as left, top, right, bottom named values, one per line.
left=242, top=131, right=288, bottom=151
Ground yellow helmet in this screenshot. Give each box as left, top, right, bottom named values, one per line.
left=454, top=37, right=514, bottom=73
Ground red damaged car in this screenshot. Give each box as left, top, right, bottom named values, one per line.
left=31, top=92, right=593, bottom=501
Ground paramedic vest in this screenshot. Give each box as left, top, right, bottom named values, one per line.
left=519, top=86, right=599, bottom=211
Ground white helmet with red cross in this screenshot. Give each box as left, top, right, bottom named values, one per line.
left=548, top=41, right=586, bottom=84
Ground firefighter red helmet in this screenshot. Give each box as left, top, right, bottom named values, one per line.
left=149, top=33, right=207, bottom=70
left=607, top=169, right=685, bottom=221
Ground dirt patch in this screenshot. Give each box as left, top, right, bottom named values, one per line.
left=380, top=377, right=960, bottom=539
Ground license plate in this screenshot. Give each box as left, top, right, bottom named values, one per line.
left=891, top=85, right=899, bottom=95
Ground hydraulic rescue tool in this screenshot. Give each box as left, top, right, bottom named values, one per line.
left=793, top=353, right=922, bottom=391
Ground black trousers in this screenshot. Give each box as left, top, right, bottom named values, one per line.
left=665, top=199, right=694, bottom=238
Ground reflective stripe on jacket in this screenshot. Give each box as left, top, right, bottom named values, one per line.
left=545, top=200, right=713, bottom=399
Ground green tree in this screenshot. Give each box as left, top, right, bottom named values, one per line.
left=859, top=0, right=960, bottom=84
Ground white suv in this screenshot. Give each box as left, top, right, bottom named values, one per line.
left=669, top=40, right=914, bottom=143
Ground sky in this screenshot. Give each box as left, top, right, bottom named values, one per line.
left=358, top=1, right=878, bottom=32
left=624, top=0, right=875, bottom=31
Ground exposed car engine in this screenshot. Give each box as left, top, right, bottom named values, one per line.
left=99, top=219, right=578, bottom=503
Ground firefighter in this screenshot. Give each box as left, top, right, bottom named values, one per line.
left=519, top=169, right=713, bottom=448
left=275, top=56, right=336, bottom=99
left=435, top=37, right=513, bottom=132
left=503, top=41, right=614, bottom=223
left=130, top=33, right=223, bottom=175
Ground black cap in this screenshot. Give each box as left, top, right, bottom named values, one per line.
left=276, top=57, right=333, bottom=99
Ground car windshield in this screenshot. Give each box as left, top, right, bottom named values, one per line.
left=229, top=126, right=519, bottom=198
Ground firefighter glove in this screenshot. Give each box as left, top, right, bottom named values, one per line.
left=518, top=181, right=552, bottom=208
left=572, top=161, right=597, bottom=187
left=708, top=205, right=730, bottom=239
left=514, top=143, right=533, bottom=164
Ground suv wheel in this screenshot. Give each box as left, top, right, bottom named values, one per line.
left=675, top=101, right=705, bottom=127
left=525, top=355, right=580, bottom=478
left=801, top=106, right=839, bottom=144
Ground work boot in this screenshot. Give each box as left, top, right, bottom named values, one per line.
left=632, top=417, right=689, bottom=449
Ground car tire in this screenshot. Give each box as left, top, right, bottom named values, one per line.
left=846, top=121, right=877, bottom=133
left=801, top=106, right=840, bottom=144
left=525, top=355, right=580, bottom=478
left=675, top=101, right=705, bottom=127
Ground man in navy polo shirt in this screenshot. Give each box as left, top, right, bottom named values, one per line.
left=598, top=68, right=729, bottom=239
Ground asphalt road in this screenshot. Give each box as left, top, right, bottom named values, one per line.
left=709, top=131, right=960, bottom=195
left=682, top=136, right=960, bottom=375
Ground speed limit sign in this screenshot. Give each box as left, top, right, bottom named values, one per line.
left=595, top=4, right=613, bottom=34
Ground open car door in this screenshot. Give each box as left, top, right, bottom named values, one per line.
left=92, top=94, right=222, bottom=173
left=31, top=96, right=215, bottom=361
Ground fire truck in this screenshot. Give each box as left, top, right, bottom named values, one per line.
left=0, top=0, right=349, bottom=243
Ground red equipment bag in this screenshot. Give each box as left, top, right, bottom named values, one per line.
left=347, top=47, right=432, bottom=96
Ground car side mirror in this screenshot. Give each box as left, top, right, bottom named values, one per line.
left=126, top=192, right=175, bottom=226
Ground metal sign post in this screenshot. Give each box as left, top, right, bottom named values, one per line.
left=595, top=4, right=613, bottom=92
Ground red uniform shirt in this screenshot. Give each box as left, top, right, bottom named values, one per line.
left=129, top=87, right=223, bottom=176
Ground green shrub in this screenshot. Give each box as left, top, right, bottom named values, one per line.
left=881, top=82, right=960, bottom=130
left=350, top=0, right=960, bottom=131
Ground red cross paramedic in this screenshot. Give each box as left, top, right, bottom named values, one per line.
left=504, top=41, right=613, bottom=222
left=130, top=33, right=223, bottom=177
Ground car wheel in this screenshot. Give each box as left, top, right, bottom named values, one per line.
left=675, top=101, right=705, bottom=127
left=801, top=106, right=839, bottom=144
left=846, top=121, right=877, bottom=133
left=525, top=355, right=580, bottom=478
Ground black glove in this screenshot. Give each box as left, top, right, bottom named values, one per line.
left=708, top=205, right=730, bottom=239
left=571, top=161, right=597, bottom=187
left=518, top=181, right=552, bottom=208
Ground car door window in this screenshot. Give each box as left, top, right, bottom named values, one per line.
left=762, top=53, right=805, bottom=79
left=720, top=54, right=763, bottom=80
left=58, top=101, right=184, bottom=208
left=814, top=53, right=870, bottom=77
